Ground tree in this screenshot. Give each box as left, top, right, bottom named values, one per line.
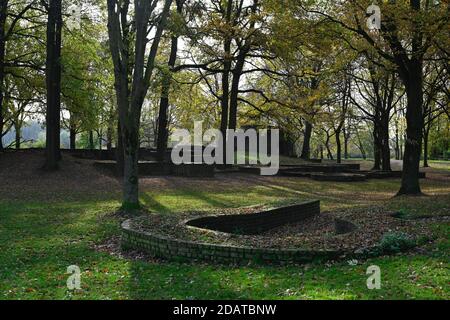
left=173, top=0, right=271, bottom=163
left=156, top=0, right=187, bottom=161
left=4, top=73, right=38, bottom=149
left=43, top=0, right=62, bottom=170
left=0, top=1, right=6, bottom=150
left=61, top=19, right=114, bottom=152
left=333, top=70, right=352, bottom=164
left=107, top=0, right=173, bottom=209
left=422, top=59, right=448, bottom=167
left=300, top=0, right=449, bottom=195
left=349, top=56, right=403, bottom=171
left=263, top=2, right=347, bottom=160
left=0, top=1, right=37, bottom=150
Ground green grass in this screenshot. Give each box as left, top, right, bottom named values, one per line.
left=0, top=172, right=449, bottom=300
left=427, top=160, right=450, bottom=171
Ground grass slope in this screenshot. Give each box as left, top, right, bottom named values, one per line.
left=0, top=153, right=449, bottom=300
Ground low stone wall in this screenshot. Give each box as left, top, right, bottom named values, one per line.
left=364, top=171, right=426, bottom=179
left=173, top=163, right=215, bottom=177
left=240, top=163, right=361, bottom=176
left=93, top=161, right=171, bottom=176
left=121, top=221, right=342, bottom=265
left=69, top=149, right=116, bottom=161
left=281, top=171, right=312, bottom=178
left=93, top=160, right=118, bottom=175
left=280, top=169, right=367, bottom=181
left=186, top=201, right=320, bottom=235
left=94, top=161, right=214, bottom=177
left=238, top=166, right=263, bottom=175
left=311, top=173, right=367, bottom=182
left=282, top=169, right=426, bottom=181
left=69, top=148, right=172, bottom=161
left=285, top=164, right=361, bottom=173
left=139, top=162, right=173, bottom=176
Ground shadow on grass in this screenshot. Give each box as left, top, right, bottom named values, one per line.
left=125, top=250, right=449, bottom=300
left=0, top=195, right=448, bottom=299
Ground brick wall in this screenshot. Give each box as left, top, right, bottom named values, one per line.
left=94, top=161, right=215, bottom=177
left=186, top=201, right=320, bottom=235
left=121, top=201, right=342, bottom=264
left=172, top=163, right=215, bottom=177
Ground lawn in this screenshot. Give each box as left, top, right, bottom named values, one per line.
left=427, top=160, right=450, bottom=172
left=0, top=153, right=449, bottom=300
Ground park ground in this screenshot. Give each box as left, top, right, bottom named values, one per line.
left=0, top=150, right=449, bottom=300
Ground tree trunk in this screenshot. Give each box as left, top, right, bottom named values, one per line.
left=227, top=1, right=257, bottom=132
left=228, top=67, right=243, bottom=162
left=398, top=64, right=424, bottom=195
left=228, top=58, right=246, bottom=132
left=89, top=130, right=94, bottom=149
left=343, top=129, right=349, bottom=160
left=380, top=114, right=391, bottom=171
left=121, top=124, right=139, bottom=207
left=335, top=130, right=342, bottom=164
left=327, top=148, right=333, bottom=160
left=220, top=56, right=230, bottom=136
left=220, top=64, right=230, bottom=164
left=116, top=120, right=124, bottom=176
left=219, top=1, right=233, bottom=165
left=156, top=75, right=171, bottom=161
left=220, top=52, right=231, bottom=165
left=69, top=128, right=76, bottom=150
left=227, top=53, right=249, bottom=164
left=395, top=121, right=400, bottom=160
left=156, top=1, right=182, bottom=162
left=228, top=72, right=240, bottom=131
left=107, top=0, right=173, bottom=209
left=300, top=121, right=313, bottom=160
left=400, top=134, right=404, bottom=160
left=423, top=127, right=430, bottom=168
left=0, top=1, right=6, bottom=151
left=14, top=122, right=21, bottom=149
left=106, top=124, right=113, bottom=150
left=44, top=0, right=62, bottom=171
left=355, top=130, right=366, bottom=160
left=325, top=133, right=333, bottom=160
left=372, top=121, right=381, bottom=170
left=279, top=130, right=296, bottom=157
left=98, top=130, right=103, bottom=150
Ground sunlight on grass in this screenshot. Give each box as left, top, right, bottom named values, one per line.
left=427, top=161, right=450, bottom=171
left=1, top=167, right=449, bottom=300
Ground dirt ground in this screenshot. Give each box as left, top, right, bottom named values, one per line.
left=131, top=206, right=437, bottom=251
left=0, top=149, right=120, bottom=202
left=0, top=149, right=448, bottom=203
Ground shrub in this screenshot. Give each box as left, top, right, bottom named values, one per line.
left=379, top=232, right=416, bottom=254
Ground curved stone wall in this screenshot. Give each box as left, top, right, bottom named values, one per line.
left=121, top=219, right=342, bottom=264
left=186, top=201, right=320, bottom=235
left=120, top=201, right=349, bottom=264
